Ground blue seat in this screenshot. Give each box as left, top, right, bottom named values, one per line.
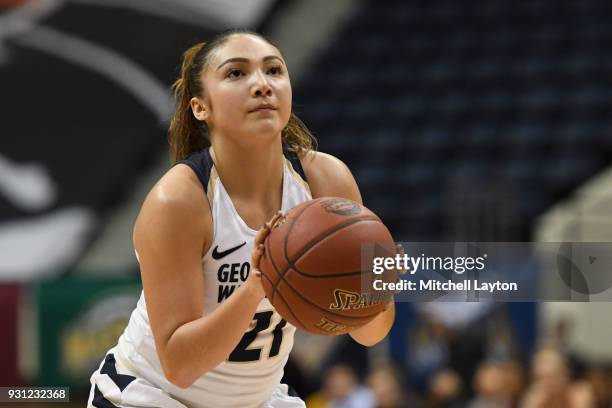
left=503, top=123, right=550, bottom=151
left=294, top=0, right=612, bottom=242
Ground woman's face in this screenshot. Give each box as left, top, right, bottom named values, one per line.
left=195, top=34, right=292, bottom=145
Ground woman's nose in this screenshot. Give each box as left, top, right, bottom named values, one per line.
left=252, top=71, right=272, bottom=97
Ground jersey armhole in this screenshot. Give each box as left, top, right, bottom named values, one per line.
left=282, top=147, right=308, bottom=183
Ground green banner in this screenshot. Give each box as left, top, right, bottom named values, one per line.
left=36, top=277, right=141, bottom=389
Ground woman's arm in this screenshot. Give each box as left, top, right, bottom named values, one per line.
left=134, top=164, right=275, bottom=388
left=300, top=151, right=395, bottom=347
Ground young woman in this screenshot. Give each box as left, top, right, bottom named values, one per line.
left=88, top=29, right=395, bottom=408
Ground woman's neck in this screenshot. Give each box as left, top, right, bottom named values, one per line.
left=210, top=137, right=284, bottom=206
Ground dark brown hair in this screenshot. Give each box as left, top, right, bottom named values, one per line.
left=168, top=29, right=317, bottom=163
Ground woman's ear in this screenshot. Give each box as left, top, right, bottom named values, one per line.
left=190, top=97, right=209, bottom=122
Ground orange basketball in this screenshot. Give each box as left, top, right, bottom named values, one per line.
left=259, top=197, right=397, bottom=335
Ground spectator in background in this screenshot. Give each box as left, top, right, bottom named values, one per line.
left=583, top=365, right=612, bottom=408
left=306, top=364, right=376, bottom=408
left=501, top=360, right=525, bottom=406
left=521, top=347, right=571, bottom=408
left=521, top=347, right=595, bottom=408
left=548, top=318, right=585, bottom=378
left=566, top=381, right=596, bottom=408
left=366, top=361, right=423, bottom=408
left=468, top=360, right=524, bottom=408
left=426, top=368, right=465, bottom=408
left=522, top=347, right=567, bottom=407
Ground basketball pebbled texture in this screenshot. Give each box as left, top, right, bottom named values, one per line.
left=259, top=197, right=396, bottom=336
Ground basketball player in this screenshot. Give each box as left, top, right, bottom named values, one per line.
left=87, top=29, right=395, bottom=408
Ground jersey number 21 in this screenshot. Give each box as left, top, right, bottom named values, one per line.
left=228, top=311, right=287, bottom=362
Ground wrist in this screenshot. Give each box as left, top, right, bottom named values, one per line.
left=242, top=278, right=265, bottom=302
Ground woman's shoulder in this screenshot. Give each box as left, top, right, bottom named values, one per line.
left=148, top=164, right=208, bottom=212
left=298, top=150, right=361, bottom=201
left=299, top=150, right=349, bottom=176
left=136, top=164, right=211, bottom=236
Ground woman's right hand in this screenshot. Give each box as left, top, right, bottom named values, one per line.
left=245, top=211, right=284, bottom=299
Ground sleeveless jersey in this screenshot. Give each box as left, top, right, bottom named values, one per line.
left=115, top=148, right=311, bottom=408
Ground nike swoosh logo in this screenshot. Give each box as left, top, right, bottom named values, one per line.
left=212, top=242, right=247, bottom=260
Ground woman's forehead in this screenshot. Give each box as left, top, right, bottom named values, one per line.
left=209, top=34, right=281, bottom=65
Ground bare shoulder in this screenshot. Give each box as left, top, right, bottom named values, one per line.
left=140, top=164, right=208, bottom=221
left=134, top=163, right=211, bottom=252
left=299, top=150, right=362, bottom=204
left=149, top=164, right=206, bottom=209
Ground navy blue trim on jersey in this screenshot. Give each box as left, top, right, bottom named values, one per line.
left=178, top=148, right=214, bottom=193
left=92, top=385, right=118, bottom=408
left=288, top=385, right=300, bottom=398
left=100, top=354, right=136, bottom=392
left=283, top=147, right=307, bottom=182
left=179, top=147, right=307, bottom=191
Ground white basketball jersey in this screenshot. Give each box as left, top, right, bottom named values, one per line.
left=115, top=148, right=311, bottom=408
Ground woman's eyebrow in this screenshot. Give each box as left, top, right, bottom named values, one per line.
left=216, top=55, right=284, bottom=70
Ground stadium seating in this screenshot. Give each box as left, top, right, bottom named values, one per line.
left=297, top=0, right=612, bottom=241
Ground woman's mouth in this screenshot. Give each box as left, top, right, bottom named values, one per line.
left=249, top=104, right=277, bottom=113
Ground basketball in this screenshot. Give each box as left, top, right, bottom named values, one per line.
left=259, top=197, right=397, bottom=336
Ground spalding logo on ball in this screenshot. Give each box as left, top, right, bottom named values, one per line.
left=329, top=289, right=388, bottom=311
left=259, top=197, right=398, bottom=335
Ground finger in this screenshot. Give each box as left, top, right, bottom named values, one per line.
left=255, top=213, right=284, bottom=246
left=251, top=243, right=264, bottom=269
left=254, top=222, right=271, bottom=246
left=254, top=229, right=265, bottom=247
left=396, top=243, right=405, bottom=255
left=269, top=212, right=284, bottom=229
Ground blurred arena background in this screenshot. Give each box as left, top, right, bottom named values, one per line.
left=1, top=0, right=612, bottom=406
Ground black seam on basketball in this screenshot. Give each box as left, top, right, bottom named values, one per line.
left=262, top=268, right=310, bottom=331
left=282, top=200, right=322, bottom=263
left=273, top=284, right=310, bottom=332
left=264, top=232, right=281, bottom=304
left=277, top=215, right=380, bottom=287
left=271, top=214, right=380, bottom=301
left=263, top=258, right=377, bottom=328
left=288, top=219, right=384, bottom=278
left=279, top=267, right=382, bottom=320
left=292, top=270, right=368, bottom=278
left=260, top=269, right=278, bottom=303
left=286, top=216, right=380, bottom=267
left=270, top=200, right=320, bottom=300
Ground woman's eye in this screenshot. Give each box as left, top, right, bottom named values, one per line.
left=268, top=66, right=282, bottom=75
left=227, top=69, right=244, bottom=78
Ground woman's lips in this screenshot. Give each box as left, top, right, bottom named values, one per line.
left=249, top=107, right=276, bottom=113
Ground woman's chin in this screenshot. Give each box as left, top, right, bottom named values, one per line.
left=250, top=122, right=283, bottom=138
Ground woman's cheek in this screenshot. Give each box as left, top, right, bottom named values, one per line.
left=278, top=87, right=292, bottom=117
